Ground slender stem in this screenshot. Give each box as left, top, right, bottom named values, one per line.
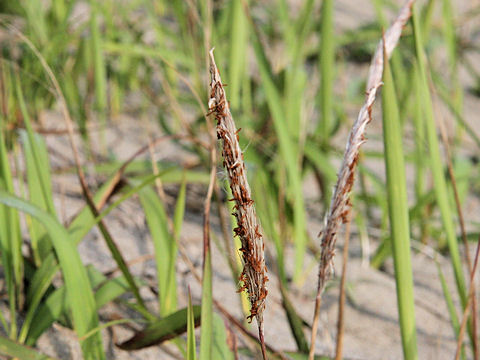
left=309, top=295, right=322, bottom=360
left=259, top=321, right=268, bottom=360
left=455, top=236, right=480, bottom=360
left=335, top=215, right=352, bottom=360
left=434, top=86, right=478, bottom=356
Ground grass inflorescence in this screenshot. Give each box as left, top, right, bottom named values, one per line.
left=208, top=49, right=268, bottom=358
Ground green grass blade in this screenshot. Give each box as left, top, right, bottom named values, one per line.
left=94, top=275, right=131, bottom=309
left=138, top=186, right=177, bottom=316
left=0, top=130, right=22, bottom=338
left=421, top=0, right=435, bottom=41
left=173, top=176, right=187, bottom=238
left=103, top=41, right=193, bottom=69
left=0, top=192, right=105, bottom=360
left=15, top=76, right=57, bottom=264
left=285, top=351, right=330, bottom=360
left=23, top=254, right=59, bottom=335
left=187, top=289, right=197, bottom=360
left=441, top=0, right=463, bottom=134
left=430, top=72, right=480, bottom=149
left=51, top=0, right=67, bottom=24
left=411, top=5, right=467, bottom=308
left=20, top=0, right=48, bottom=45
left=441, top=0, right=457, bottom=76
left=212, top=312, right=234, bottom=360
left=277, top=0, right=296, bottom=52
left=436, top=259, right=464, bottom=358
left=118, top=306, right=201, bottom=350
left=249, top=19, right=307, bottom=282
left=0, top=335, right=56, bottom=360
left=381, top=49, right=418, bottom=360
left=449, top=156, right=472, bottom=206
left=19, top=130, right=56, bottom=263
left=79, top=319, right=137, bottom=343
left=171, top=176, right=187, bottom=304
left=228, top=0, right=248, bottom=110
left=14, top=79, right=56, bottom=217
left=89, top=0, right=107, bottom=136
left=280, top=0, right=316, bottom=161
left=295, top=0, right=316, bottom=37
left=25, top=286, right=67, bottom=345
left=279, top=1, right=311, bottom=148
left=411, top=64, right=429, bottom=243
left=0, top=126, right=24, bottom=326
left=318, top=0, right=335, bottom=144
left=199, top=249, right=213, bottom=360
left=304, top=140, right=336, bottom=183
left=26, top=272, right=131, bottom=346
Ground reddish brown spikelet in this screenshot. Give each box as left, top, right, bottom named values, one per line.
left=208, top=49, right=268, bottom=332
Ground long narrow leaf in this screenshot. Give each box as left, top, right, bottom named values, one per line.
left=0, top=192, right=105, bottom=360
left=138, top=186, right=177, bottom=316
left=228, top=0, right=248, bottom=110
left=249, top=15, right=307, bottom=282
left=199, top=250, right=213, bottom=360
left=187, top=289, right=197, bottom=360
left=26, top=272, right=131, bottom=345
left=318, top=0, right=335, bottom=143
left=212, top=313, right=234, bottom=360
left=118, top=306, right=201, bottom=350
left=0, top=130, right=22, bottom=338
left=0, top=335, right=56, bottom=360
left=411, top=5, right=467, bottom=308
left=381, top=48, right=418, bottom=360
left=20, top=130, right=56, bottom=263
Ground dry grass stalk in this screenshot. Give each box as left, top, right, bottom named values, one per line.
left=308, top=1, right=415, bottom=358
left=434, top=94, right=478, bottom=355
left=334, top=213, right=352, bottom=360
left=455, top=237, right=480, bottom=360
left=208, top=49, right=269, bottom=359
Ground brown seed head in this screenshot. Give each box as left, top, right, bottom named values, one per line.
left=208, top=49, right=268, bottom=326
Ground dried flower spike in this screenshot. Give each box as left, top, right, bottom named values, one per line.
left=308, top=1, right=415, bottom=359
left=208, top=49, right=269, bottom=359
